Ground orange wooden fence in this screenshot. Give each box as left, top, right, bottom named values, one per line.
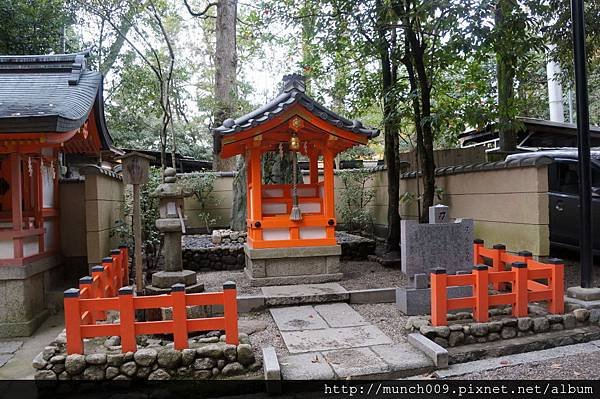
left=64, top=282, right=239, bottom=354
left=431, top=241, right=564, bottom=326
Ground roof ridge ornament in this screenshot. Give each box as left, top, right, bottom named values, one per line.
left=68, top=54, right=87, bottom=86
left=281, top=73, right=305, bottom=94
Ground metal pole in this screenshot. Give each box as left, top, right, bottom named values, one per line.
left=133, top=184, right=144, bottom=294
left=571, top=0, right=593, bottom=288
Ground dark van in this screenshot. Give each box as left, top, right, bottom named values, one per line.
left=507, top=150, right=600, bottom=255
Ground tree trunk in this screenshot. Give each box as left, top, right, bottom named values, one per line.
left=230, top=155, right=247, bottom=231
left=213, top=0, right=238, bottom=171
left=402, top=8, right=436, bottom=223
left=376, top=0, right=401, bottom=253
left=496, top=0, right=517, bottom=152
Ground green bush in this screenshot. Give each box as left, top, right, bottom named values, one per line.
left=336, top=169, right=375, bottom=235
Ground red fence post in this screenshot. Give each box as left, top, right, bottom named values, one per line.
left=473, top=265, right=489, bottom=322
left=171, top=283, right=189, bottom=350
left=78, top=276, right=94, bottom=324
left=223, top=281, right=239, bottom=345
left=547, top=258, right=565, bottom=314
left=118, top=286, right=137, bottom=353
left=512, top=261, right=528, bottom=317
left=91, top=265, right=106, bottom=321
left=102, top=257, right=114, bottom=296
left=473, top=239, right=484, bottom=265
left=430, top=268, right=448, bottom=326
left=64, top=288, right=83, bottom=355
left=119, top=244, right=130, bottom=286
left=111, top=249, right=122, bottom=290
left=491, top=244, right=505, bottom=290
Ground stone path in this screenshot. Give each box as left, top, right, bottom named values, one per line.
left=271, top=302, right=434, bottom=379
left=261, top=283, right=349, bottom=306
left=0, top=340, right=23, bottom=368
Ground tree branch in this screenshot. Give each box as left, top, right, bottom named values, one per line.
left=183, top=0, right=217, bottom=18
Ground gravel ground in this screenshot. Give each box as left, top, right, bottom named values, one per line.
left=241, top=311, right=289, bottom=360
left=447, top=351, right=600, bottom=380
left=352, top=303, right=409, bottom=344
left=199, top=260, right=406, bottom=294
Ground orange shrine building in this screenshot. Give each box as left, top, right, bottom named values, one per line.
left=213, top=74, right=378, bottom=285
left=0, top=52, right=115, bottom=336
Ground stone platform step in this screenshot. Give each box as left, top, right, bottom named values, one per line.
left=261, top=283, right=349, bottom=306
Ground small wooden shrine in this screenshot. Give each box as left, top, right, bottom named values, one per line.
left=0, top=51, right=113, bottom=336
left=213, top=74, right=378, bottom=285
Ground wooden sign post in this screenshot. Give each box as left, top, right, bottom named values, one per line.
left=118, top=152, right=154, bottom=294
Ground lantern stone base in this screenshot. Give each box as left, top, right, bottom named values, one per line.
left=145, top=270, right=204, bottom=294
left=244, top=244, right=343, bottom=287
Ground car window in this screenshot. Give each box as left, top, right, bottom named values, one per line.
left=556, top=161, right=600, bottom=194
left=556, top=162, right=579, bottom=194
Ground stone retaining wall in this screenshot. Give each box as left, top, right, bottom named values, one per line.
left=33, top=330, right=261, bottom=381
left=181, top=231, right=376, bottom=272
left=407, top=307, right=600, bottom=348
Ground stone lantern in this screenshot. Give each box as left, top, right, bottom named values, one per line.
left=145, top=167, right=204, bottom=294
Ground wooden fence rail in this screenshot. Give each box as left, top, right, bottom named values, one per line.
left=64, top=282, right=239, bottom=354
left=431, top=241, right=564, bottom=327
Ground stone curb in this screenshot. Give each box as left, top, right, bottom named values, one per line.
left=262, top=347, right=281, bottom=393
left=349, top=288, right=395, bottom=304
left=237, top=287, right=398, bottom=313
left=407, top=333, right=449, bottom=369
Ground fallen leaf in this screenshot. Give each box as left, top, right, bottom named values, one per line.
left=574, top=371, right=581, bottom=376
left=550, top=363, right=561, bottom=369
left=500, top=360, right=510, bottom=365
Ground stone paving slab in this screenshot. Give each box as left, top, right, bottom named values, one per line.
left=262, top=283, right=349, bottom=306
left=270, top=306, right=328, bottom=331
left=279, top=352, right=335, bottom=380
left=314, top=303, right=368, bottom=328
left=0, top=354, right=12, bottom=368
left=322, top=347, right=390, bottom=378
left=371, top=344, right=433, bottom=373
left=0, top=341, right=23, bottom=354
left=281, top=325, right=393, bottom=354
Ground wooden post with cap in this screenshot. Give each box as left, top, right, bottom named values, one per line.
left=222, top=281, right=239, bottom=345
left=430, top=268, right=448, bottom=327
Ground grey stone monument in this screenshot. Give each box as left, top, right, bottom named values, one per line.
left=146, top=168, right=204, bottom=294
left=401, top=213, right=473, bottom=278
left=396, top=205, right=473, bottom=315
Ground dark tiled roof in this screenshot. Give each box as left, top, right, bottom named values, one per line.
left=212, top=74, right=380, bottom=139
left=0, top=51, right=112, bottom=149
left=400, top=154, right=554, bottom=179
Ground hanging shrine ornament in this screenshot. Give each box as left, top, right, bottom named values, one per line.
left=289, top=131, right=302, bottom=221
left=50, top=161, right=56, bottom=180
left=28, top=157, right=33, bottom=177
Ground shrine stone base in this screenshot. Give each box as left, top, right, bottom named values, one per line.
left=145, top=270, right=205, bottom=295
left=244, top=244, right=343, bottom=287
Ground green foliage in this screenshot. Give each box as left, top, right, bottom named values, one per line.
left=179, top=172, right=219, bottom=231
left=0, top=0, right=77, bottom=54
left=111, top=167, right=162, bottom=268
left=336, top=169, right=376, bottom=235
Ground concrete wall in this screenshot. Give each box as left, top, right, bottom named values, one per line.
left=184, top=173, right=235, bottom=231
left=80, top=166, right=124, bottom=266
left=399, top=165, right=550, bottom=255
left=183, top=159, right=552, bottom=256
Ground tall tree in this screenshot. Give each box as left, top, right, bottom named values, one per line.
left=0, top=0, right=75, bottom=54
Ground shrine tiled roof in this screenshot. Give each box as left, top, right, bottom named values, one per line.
left=0, top=51, right=112, bottom=149
left=212, top=74, right=380, bottom=139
